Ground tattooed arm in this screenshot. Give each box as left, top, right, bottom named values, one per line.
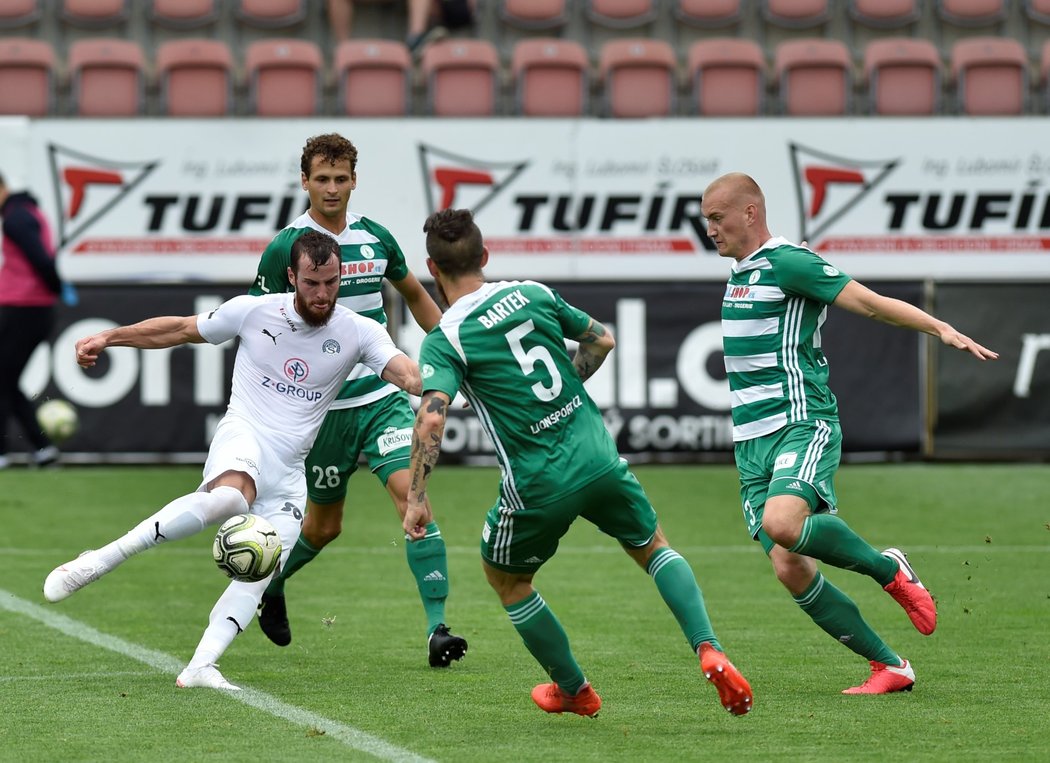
left=403, top=390, right=451, bottom=540
left=571, top=318, right=616, bottom=383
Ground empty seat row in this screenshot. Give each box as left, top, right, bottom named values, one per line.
left=0, top=0, right=306, bottom=31
left=0, top=34, right=1041, bottom=118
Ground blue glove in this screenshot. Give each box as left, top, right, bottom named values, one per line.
left=61, top=281, right=79, bottom=307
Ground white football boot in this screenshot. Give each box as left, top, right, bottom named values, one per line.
left=43, top=549, right=111, bottom=603
left=176, top=663, right=242, bottom=691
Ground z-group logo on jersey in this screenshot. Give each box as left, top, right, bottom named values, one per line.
left=284, top=358, right=309, bottom=383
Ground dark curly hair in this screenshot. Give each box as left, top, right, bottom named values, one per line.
left=290, top=229, right=339, bottom=273
left=301, top=133, right=358, bottom=177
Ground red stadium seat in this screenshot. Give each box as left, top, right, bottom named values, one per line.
left=421, top=39, right=501, bottom=117
left=864, top=38, right=942, bottom=115
left=599, top=38, right=677, bottom=117
left=674, top=0, right=745, bottom=29
left=60, top=0, right=129, bottom=27
left=763, top=0, right=832, bottom=30
left=500, top=0, right=569, bottom=29
left=235, top=0, right=306, bottom=28
left=850, top=0, right=921, bottom=28
left=687, top=38, right=766, bottom=116
left=937, top=0, right=1007, bottom=28
left=0, top=0, right=41, bottom=29
left=0, top=37, right=55, bottom=116
left=156, top=38, right=234, bottom=116
left=511, top=38, right=590, bottom=116
left=68, top=37, right=145, bottom=116
left=334, top=39, right=412, bottom=117
left=951, top=36, right=1028, bottom=115
left=585, top=0, right=659, bottom=29
left=149, top=0, right=220, bottom=29
left=774, top=38, right=852, bottom=115
left=244, top=39, right=322, bottom=116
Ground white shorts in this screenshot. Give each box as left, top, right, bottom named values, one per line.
left=199, top=414, right=306, bottom=561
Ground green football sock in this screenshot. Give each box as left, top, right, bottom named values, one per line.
left=794, top=572, right=901, bottom=666
left=505, top=591, right=586, bottom=695
left=646, top=547, right=721, bottom=653
left=406, top=521, right=449, bottom=635
left=264, top=534, right=321, bottom=597
left=789, top=514, right=898, bottom=586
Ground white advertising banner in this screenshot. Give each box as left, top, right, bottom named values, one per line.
left=15, top=118, right=1050, bottom=283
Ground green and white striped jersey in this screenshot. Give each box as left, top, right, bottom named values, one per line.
left=249, top=211, right=410, bottom=408
left=419, top=280, right=620, bottom=508
left=721, top=236, right=851, bottom=442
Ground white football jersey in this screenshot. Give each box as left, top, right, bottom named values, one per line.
left=197, top=293, right=403, bottom=462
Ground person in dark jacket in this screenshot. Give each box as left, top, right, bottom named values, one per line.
left=0, top=171, right=66, bottom=468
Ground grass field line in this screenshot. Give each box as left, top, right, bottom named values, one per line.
left=9, top=543, right=1048, bottom=558
left=0, top=588, right=435, bottom=763
left=0, top=670, right=155, bottom=683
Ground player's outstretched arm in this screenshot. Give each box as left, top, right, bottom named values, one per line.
left=75, top=316, right=204, bottom=367
left=833, top=281, right=998, bottom=361
left=572, top=318, right=616, bottom=382
left=392, top=273, right=443, bottom=331
left=381, top=354, right=423, bottom=396
left=404, top=391, right=450, bottom=540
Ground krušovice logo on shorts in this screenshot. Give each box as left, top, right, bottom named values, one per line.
left=377, top=427, right=412, bottom=456
left=322, top=339, right=340, bottom=355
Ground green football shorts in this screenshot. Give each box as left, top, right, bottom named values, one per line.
left=481, top=459, right=659, bottom=573
left=305, top=391, right=415, bottom=504
left=734, top=419, right=841, bottom=554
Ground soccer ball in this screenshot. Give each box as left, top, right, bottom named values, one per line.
left=36, top=399, right=78, bottom=443
left=212, top=514, right=282, bottom=582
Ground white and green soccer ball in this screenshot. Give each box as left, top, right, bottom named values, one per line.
left=212, top=514, right=282, bottom=582
left=36, top=399, right=78, bottom=443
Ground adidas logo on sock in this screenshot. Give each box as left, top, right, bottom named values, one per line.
left=786, top=480, right=803, bottom=491
left=423, top=570, right=446, bottom=581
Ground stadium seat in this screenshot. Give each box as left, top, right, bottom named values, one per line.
left=1024, top=0, right=1050, bottom=54
left=674, top=0, right=746, bottom=29
left=687, top=38, right=766, bottom=116
left=864, top=38, right=942, bottom=115
left=500, top=0, right=570, bottom=30
left=60, top=0, right=130, bottom=28
left=1042, top=39, right=1050, bottom=111
left=149, top=0, right=220, bottom=29
left=0, top=0, right=41, bottom=29
left=421, top=39, right=501, bottom=117
left=156, top=38, right=234, bottom=116
left=937, top=0, right=1008, bottom=28
left=585, top=0, right=659, bottom=29
left=598, top=38, right=677, bottom=118
left=762, top=0, right=832, bottom=30
left=850, top=0, right=921, bottom=28
left=334, top=39, right=412, bottom=117
left=68, top=37, right=145, bottom=116
left=235, top=0, right=307, bottom=28
left=244, top=38, right=323, bottom=116
left=774, top=38, right=852, bottom=115
left=511, top=38, right=590, bottom=116
left=951, top=36, right=1028, bottom=115
left=0, top=37, right=55, bottom=116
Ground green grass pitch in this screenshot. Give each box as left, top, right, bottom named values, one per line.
left=1, top=464, right=1047, bottom=762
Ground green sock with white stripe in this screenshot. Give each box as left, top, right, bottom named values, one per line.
left=793, top=572, right=900, bottom=665
left=505, top=591, right=585, bottom=695
left=789, top=514, right=898, bottom=586
left=405, top=522, right=449, bottom=636
left=646, top=547, right=721, bottom=652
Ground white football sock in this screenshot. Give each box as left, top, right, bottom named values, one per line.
left=94, top=486, right=249, bottom=569
left=187, top=578, right=268, bottom=669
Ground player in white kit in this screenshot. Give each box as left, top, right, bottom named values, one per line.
left=42, top=231, right=421, bottom=690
